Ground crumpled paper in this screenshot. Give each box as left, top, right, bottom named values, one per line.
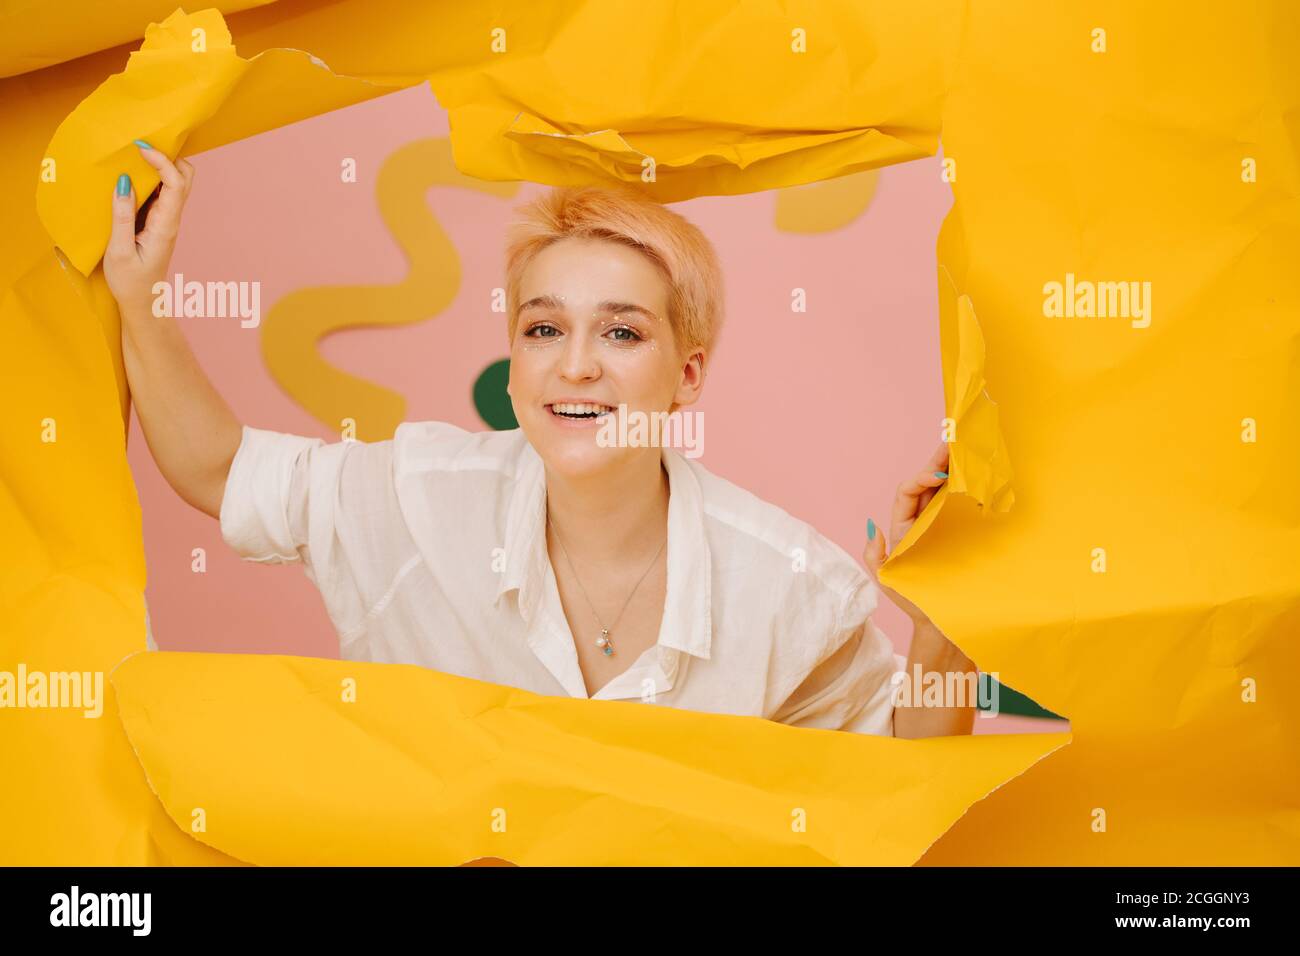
left=4, top=0, right=1297, bottom=864
left=0, top=0, right=276, bottom=78
left=895, top=1, right=1300, bottom=863
left=0, top=247, right=233, bottom=865
left=36, top=2, right=966, bottom=272
left=35, top=8, right=392, bottom=276
left=885, top=278, right=1015, bottom=564
left=111, top=651, right=1065, bottom=865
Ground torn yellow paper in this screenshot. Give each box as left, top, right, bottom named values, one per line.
left=913, top=2, right=1300, bottom=861
left=0, top=0, right=277, bottom=79
left=4, top=0, right=1296, bottom=867
left=881, top=276, right=1015, bottom=568
left=0, top=249, right=237, bottom=865
left=112, top=651, right=1068, bottom=866
left=36, top=7, right=398, bottom=276
left=36, top=2, right=966, bottom=269
left=5, top=2, right=1036, bottom=866
left=484, top=110, right=930, bottom=203
left=431, top=2, right=964, bottom=201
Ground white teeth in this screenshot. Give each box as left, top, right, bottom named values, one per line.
left=552, top=402, right=613, bottom=416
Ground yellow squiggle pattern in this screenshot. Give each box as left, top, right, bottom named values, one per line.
left=261, top=137, right=519, bottom=441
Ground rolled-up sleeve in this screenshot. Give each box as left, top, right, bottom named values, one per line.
left=218, top=425, right=400, bottom=645
left=772, top=579, right=907, bottom=737
left=219, top=425, right=324, bottom=563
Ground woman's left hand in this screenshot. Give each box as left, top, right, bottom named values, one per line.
left=862, top=442, right=950, bottom=624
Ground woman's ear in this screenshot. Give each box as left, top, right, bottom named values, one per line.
left=673, top=348, right=707, bottom=408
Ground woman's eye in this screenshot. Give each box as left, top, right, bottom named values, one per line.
left=524, top=323, right=559, bottom=338
left=607, top=326, right=643, bottom=343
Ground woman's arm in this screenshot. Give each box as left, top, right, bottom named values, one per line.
left=104, top=143, right=242, bottom=520
left=893, top=617, right=978, bottom=738
left=863, top=441, right=980, bottom=738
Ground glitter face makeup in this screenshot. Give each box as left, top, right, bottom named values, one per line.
left=507, top=237, right=703, bottom=478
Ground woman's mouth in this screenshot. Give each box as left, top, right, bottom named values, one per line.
left=547, top=402, right=616, bottom=425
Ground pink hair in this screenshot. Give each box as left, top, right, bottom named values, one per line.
left=503, top=183, right=725, bottom=360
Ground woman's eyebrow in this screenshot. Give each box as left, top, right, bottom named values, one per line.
left=596, top=300, right=658, bottom=322
left=518, top=293, right=565, bottom=314
left=518, top=294, right=658, bottom=322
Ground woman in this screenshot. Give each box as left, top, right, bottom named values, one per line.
left=106, top=141, right=977, bottom=738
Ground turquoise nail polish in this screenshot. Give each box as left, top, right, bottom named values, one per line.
left=115, top=173, right=131, bottom=197
left=934, top=471, right=948, bottom=479
left=867, top=518, right=876, bottom=540
left=133, top=139, right=153, bottom=150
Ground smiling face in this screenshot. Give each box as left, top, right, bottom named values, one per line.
left=507, top=236, right=705, bottom=479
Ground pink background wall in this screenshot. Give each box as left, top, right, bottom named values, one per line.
left=127, top=82, right=1062, bottom=734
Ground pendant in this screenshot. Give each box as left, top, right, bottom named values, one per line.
left=596, top=629, right=614, bottom=656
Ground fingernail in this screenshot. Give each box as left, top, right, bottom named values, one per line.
left=116, top=173, right=131, bottom=197
left=934, top=471, right=948, bottom=479
left=133, top=139, right=153, bottom=150
left=867, top=518, right=876, bottom=540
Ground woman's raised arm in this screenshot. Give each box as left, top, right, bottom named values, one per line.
left=104, top=142, right=242, bottom=520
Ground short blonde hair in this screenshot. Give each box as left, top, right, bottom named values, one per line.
left=503, top=183, right=724, bottom=360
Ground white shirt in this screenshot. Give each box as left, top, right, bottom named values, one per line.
left=219, top=422, right=906, bottom=735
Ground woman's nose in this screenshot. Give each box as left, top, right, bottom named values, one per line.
left=558, top=333, right=600, bottom=381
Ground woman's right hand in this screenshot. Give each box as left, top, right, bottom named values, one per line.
left=104, top=142, right=195, bottom=315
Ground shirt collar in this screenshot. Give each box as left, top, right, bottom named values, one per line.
left=494, top=438, right=712, bottom=661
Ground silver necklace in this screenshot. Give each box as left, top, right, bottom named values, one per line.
left=547, top=516, right=667, bottom=658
